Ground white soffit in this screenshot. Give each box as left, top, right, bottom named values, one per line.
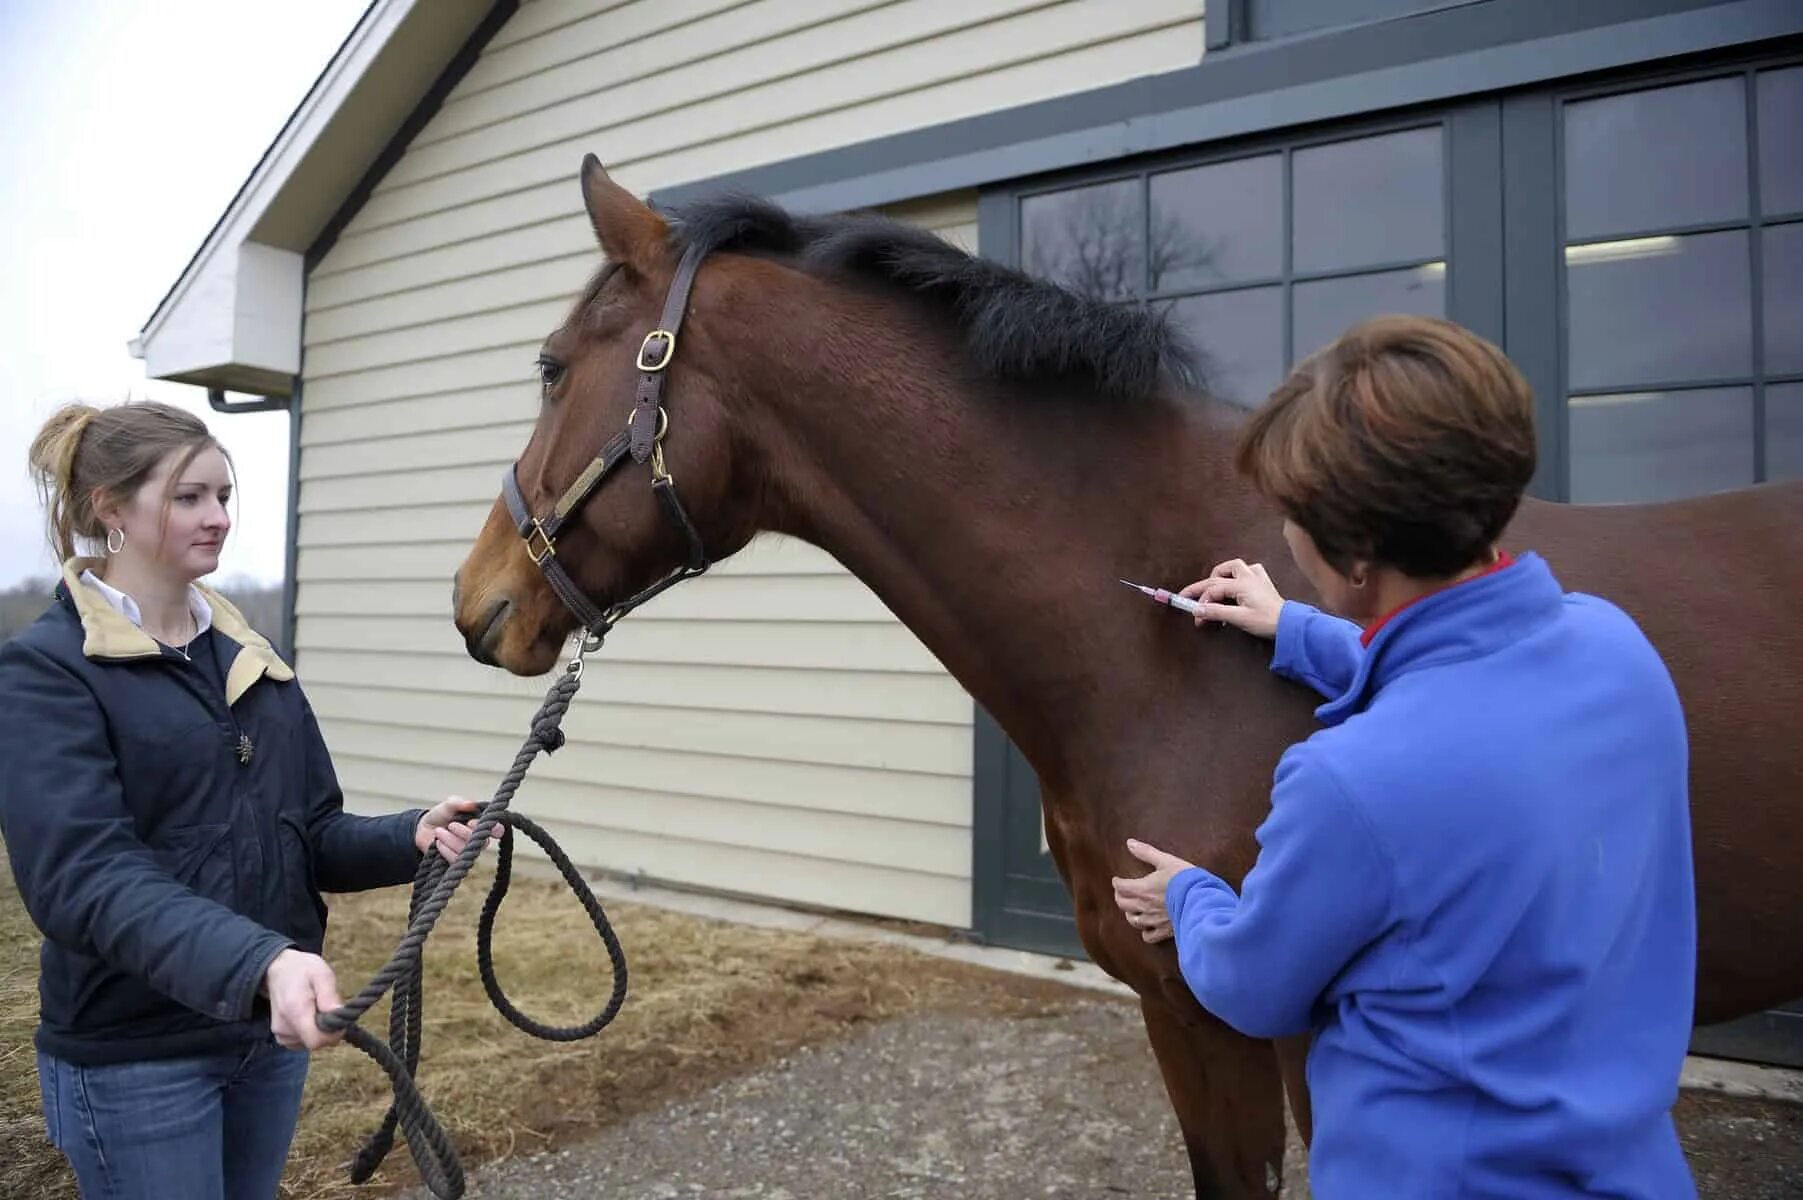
left=130, top=0, right=496, bottom=397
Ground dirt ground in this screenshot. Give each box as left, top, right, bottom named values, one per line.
left=393, top=994, right=1803, bottom=1200
left=4, top=865, right=1798, bottom=1199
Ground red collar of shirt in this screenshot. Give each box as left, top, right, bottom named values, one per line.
left=1359, top=551, right=1518, bottom=647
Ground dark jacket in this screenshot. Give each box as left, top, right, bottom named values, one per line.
left=0, top=561, right=423, bottom=1065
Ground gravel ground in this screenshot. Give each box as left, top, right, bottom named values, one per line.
left=401, top=999, right=1800, bottom=1200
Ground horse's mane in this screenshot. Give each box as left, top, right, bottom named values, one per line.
left=658, top=194, right=1200, bottom=401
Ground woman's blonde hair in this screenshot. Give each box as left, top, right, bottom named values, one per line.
left=27, top=400, right=229, bottom=562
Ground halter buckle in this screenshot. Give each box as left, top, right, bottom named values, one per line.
left=525, top=519, right=557, bottom=564
left=637, top=329, right=677, bottom=372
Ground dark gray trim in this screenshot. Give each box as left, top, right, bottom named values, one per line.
left=1205, top=0, right=1240, bottom=50
left=1748, top=64, right=1768, bottom=482
left=1500, top=91, right=1565, bottom=500
left=1447, top=100, right=1505, bottom=347
left=969, top=704, right=1008, bottom=947
left=652, top=0, right=1795, bottom=217
left=305, top=0, right=520, bottom=269
left=281, top=375, right=303, bottom=664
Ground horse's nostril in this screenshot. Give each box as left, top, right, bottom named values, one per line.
left=466, top=597, right=510, bottom=664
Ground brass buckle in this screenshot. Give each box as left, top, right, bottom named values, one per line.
left=627, top=405, right=669, bottom=440
left=525, top=519, right=556, bottom=564
left=637, top=329, right=676, bottom=372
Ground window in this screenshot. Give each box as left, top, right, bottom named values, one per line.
left=1561, top=67, right=1803, bottom=503
left=1019, top=123, right=1448, bottom=407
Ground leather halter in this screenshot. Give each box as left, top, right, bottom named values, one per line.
left=501, top=241, right=712, bottom=647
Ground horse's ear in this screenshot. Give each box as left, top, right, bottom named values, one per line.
left=580, top=154, right=665, bottom=270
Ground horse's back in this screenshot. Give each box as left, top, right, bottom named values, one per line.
left=1507, top=478, right=1803, bottom=1020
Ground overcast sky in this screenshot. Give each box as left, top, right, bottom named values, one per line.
left=0, top=1, right=369, bottom=587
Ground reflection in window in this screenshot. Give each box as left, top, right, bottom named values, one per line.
left=1293, top=126, right=1444, bottom=273
left=1016, top=124, right=1451, bottom=406
left=1149, top=156, right=1283, bottom=290
left=1758, top=67, right=1803, bottom=217
left=1769, top=382, right=1803, bottom=482
left=1167, top=287, right=1285, bottom=407
left=1293, top=264, right=1446, bottom=360
left=1021, top=179, right=1143, bottom=301
left=1568, top=388, right=1754, bottom=503
left=1565, top=230, right=1751, bottom=389
left=1564, top=76, right=1748, bottom=240
left=1764, top=222, right=1803, bottom=377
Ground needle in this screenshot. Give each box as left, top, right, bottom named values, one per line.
left=1119, top=578, right=1205, bottom=616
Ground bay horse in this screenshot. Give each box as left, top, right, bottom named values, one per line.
left=451, top=156, right=1803, bottom=1198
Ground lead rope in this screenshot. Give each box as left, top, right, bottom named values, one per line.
left=314, top=642, right=626, bottom=1199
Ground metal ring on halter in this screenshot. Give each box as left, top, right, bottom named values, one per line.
left=627, top=405, right=669, bottom=440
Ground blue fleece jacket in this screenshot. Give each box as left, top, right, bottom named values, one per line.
left=1165, top=552, right=1697, bottom=1198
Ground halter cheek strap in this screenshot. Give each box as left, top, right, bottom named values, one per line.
left=502, top=241, right=713, bottom=643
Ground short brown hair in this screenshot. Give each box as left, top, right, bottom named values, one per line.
left=1235, top=315, right=1535, bottom=578
left=27, top=400, right=227, bottom=563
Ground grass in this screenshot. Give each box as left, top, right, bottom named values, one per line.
left=1, top=850, right=1073, bottom=1199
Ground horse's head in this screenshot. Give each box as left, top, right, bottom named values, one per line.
left=453, top=157, right=758, bottom=675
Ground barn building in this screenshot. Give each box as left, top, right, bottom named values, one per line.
left=132, top=0, right=1802, bottom=1066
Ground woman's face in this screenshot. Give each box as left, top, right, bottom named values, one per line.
left=103, top=445, right=233, bottom=583
left=1282, top=518, right=1376, bottom=624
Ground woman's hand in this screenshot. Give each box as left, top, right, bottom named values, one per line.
left=265, top=948, right=344, bottom=1051
left=1180, top=558, right=1285, bottom=640
left=415, top=795, right=484, bottom=862
left=1111, top=838, right=1196, bottom=944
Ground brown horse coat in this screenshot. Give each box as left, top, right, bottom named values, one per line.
left=453, top=159, right=1803, bottom=1197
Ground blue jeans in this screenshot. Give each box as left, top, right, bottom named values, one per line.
left=37, top=1039, right=309, bottom=1200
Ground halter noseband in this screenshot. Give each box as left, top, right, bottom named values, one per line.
left=501, top=241, right=713, bottom=649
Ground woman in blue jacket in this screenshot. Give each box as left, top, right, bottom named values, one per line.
left=1, top=400, right=483, bottom=1200
left=1112, top=316, right=1698, bottom=1197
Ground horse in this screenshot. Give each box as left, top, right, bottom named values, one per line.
left=450, top=155, right=1803, bottom=1198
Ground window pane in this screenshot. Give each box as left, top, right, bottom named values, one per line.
left=1021, top=180, right=1144, bottom=301
left=1564, top=77, right=1748, bottom=240
left=1569, top=387, right=1754, bottom=503
left=1769, top=382, right=1803, bottom=483
left=1292, top=264, right=1446, bottom=360
left=1764, top=221, right=1803, bottom=376
left=1167, top=287, right=1286, bottom=408
left=1293, top=127, right=1444, bottom=274
left=1566, top=231, right=1751, bottom=390
left=1758, top=67, right=1803, bottom=216
left=1149, top=155, right=1283, bottom=290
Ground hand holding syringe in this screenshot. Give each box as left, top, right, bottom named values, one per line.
left=1119, top=579, right=1205, bottom=616
left=1121, top=561, right=1287, bottom=640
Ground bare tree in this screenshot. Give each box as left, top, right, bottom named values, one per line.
left=1024, top=185, right=1218, bottom=301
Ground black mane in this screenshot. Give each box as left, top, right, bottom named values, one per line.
left=658, top=194, right=1199, bottom=401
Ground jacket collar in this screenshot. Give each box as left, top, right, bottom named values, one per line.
left=58, top=558, right=295, bottom=705
left=1313, top=551, right=1564, bottom=728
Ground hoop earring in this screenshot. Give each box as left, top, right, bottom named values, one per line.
left=106, top=528, right=126, bottom=555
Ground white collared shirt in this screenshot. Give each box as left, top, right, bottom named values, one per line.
left=79, top=569, right=214, bottom=639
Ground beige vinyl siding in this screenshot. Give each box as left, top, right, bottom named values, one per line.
left=296, top=0, right=1204, bottom=926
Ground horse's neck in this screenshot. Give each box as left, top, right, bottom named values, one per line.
left=738, top=316, right=1266, bottom=791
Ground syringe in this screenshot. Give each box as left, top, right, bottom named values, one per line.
left=1119, top=578, right=1205, bottom=616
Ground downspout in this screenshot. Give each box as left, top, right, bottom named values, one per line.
left=206, top=384, right=303, bottom=663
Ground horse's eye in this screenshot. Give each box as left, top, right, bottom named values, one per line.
left=536, top=356, right=565, bottom=392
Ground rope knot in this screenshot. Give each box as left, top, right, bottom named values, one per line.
left=535, top=721, right=567, bottom=754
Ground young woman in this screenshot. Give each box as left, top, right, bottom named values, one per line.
left=1112, top=317, right=1698, bottom=1197
left=0, top=400, right=483, bottom=1199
